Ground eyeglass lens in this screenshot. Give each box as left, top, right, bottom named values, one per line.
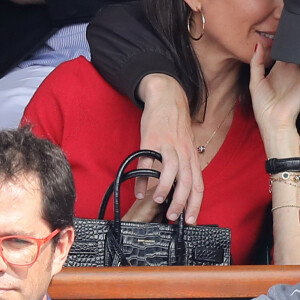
left=2, top=237, right=38, bottom=265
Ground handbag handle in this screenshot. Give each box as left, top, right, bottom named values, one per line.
left=99, top=168, right=165, bottom=219
left=114, top=150, right=162, bottom=235
left=99, top=150, right=185, bottom=251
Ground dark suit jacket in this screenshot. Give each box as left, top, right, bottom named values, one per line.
left=0, top=0, right=118, bottom=78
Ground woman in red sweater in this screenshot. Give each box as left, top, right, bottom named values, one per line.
left=21, top=0, right=300, bottom=265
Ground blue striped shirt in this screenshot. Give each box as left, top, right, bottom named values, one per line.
left=18, top=23, right=90, bottom=68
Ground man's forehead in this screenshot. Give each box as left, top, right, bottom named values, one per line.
left=0, top=177, right=41, bottom=207
left=0, top=171, right=41, bottom=190
left=0, top=173, right=45, bottom=236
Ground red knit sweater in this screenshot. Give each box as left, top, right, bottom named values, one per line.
left=21, top=57, right=271, bottom=264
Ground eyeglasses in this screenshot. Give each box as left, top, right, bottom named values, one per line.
left=0, top=229, right=60, bottom=266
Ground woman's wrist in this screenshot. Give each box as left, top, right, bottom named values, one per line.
left=261, top=128, right=299, bottom=158
left=138, top=74, right=188, bottom=107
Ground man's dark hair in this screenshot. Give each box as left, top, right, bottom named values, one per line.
left=0, top=126, right=75, bottom=231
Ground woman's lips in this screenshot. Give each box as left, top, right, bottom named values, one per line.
left=257, top=31, right=275, bottom=48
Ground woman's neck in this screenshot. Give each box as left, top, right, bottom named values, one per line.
left=192, top=39, right=243, bottom=115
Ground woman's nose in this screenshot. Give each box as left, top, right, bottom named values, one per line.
left=274, top=0, right=284, bottom=20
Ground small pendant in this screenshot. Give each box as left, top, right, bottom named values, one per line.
left=197, top=145, right=206, bottom=153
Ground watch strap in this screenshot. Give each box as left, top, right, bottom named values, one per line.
left=265, top=157, right=300, bottom=174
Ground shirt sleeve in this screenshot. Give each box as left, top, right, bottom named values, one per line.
left=87, top=1, right=182, bottom=107
left=252, top=295, right=272, bottom=300
left=252, top=283, right=300, bottom=300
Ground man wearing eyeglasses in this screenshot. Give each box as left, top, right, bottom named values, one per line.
left=0, top=127, right=75, bottom=300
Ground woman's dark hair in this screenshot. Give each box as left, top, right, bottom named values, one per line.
left=0, top=126, right=75, bottom=233
left=142, top=0, right=251, bottom=118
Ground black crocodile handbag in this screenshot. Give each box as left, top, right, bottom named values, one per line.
left=65, top=150, right=231, bottom=267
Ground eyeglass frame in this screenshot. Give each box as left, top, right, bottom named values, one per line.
left=0, top=228, right=61, bottom=267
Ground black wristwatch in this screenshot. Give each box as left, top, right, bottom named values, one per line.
left=265, top=157, right=300, bottom=174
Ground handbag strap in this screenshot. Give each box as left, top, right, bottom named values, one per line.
left=98, top=169, right=162, bottom=219
left=114, top=150, right=162, bottom=224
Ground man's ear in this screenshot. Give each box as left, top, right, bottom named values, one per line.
left=183, top=0, right=202, bottom=12
left=51, top=226, right=75, bottom=276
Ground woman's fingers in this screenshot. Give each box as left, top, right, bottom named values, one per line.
left=249, top=43, right=266, bottom=95
left=183, top=151, right=204, bottom=224
left=250, top=43, right=300, bottom=118
left=163, top=145, right=203, bottom=224
left=164, top=148, right=192, bottom=220
left=152, top=145, right=179, bottom=204
left=135, top=156, right=154, bottom=199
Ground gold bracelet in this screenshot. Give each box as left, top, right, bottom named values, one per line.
left=271, top=204, right=300, bottom=212
left=269, top=172, right=300, bottom=193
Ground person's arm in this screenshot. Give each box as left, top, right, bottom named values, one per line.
left=87, top=1, right=204, bottom=225
left=87, top=1, right=182, bottom=105
left=250, top=43, right=300, bottom=264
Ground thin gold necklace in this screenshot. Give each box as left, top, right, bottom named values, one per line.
left=197, top=102, right=236, bottom=154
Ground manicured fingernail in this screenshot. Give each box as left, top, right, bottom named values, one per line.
left=254, top=43, right=258, bottom=52
left=136, top=193, right=144, bottom=200
left=169, top=213, right=178, bottom=221
left=154, top=196, right=164, bottom=204
left=187, top=216, right=195, bottom=224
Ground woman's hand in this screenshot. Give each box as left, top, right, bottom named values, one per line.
left=250, top=43, right=300, bottom=158
left=250, top=43, right=300, bottom=264
left=136, top=74, right=204, bottom=225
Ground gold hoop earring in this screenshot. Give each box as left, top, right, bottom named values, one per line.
left=187, top=10, right=206, bottom=41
